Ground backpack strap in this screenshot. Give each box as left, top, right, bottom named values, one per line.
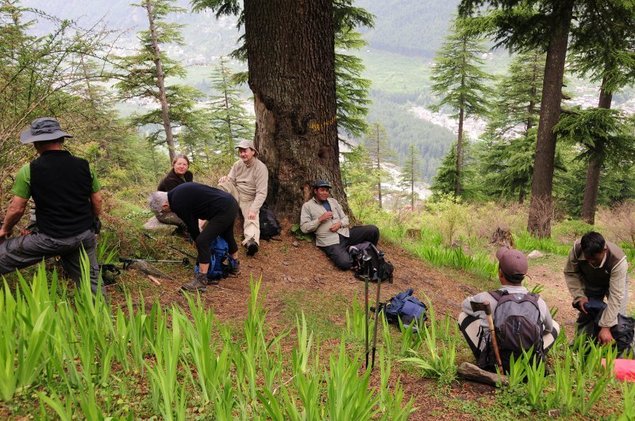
left=488, top=289, right=506, bottom=303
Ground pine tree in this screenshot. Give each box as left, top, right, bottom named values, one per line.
left=363, top=123, right=395, bottom=208
left=459, top=0, right=634, bottom=237
left=400, top=144, right=421, bottom=210
left=334, top=2, right=373, bottom=138
left=208, top=56, right=254, bottom=164
left=430, top=17, right=492, bottom=197
left=115, top=0, right=202, bottom=161
left=476, top=50, right=545, bottom=203
left=555, top=107, right=635, bottom=219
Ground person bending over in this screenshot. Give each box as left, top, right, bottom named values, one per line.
left=149, top=182, right=239, bottom=292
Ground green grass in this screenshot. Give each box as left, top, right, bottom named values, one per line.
left=1, top=265, right=414, bottom=419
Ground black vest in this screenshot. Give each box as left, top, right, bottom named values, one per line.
left=30, top=150, right=94, bottom=237
left=574, top=240, right=626, bottom=298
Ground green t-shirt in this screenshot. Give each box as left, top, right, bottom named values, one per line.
left=11, top=163, right=101, bottom=199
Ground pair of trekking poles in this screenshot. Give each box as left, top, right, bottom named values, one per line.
left=360, top=263, right=393, bottom=371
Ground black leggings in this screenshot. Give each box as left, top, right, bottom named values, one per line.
left=195, top=201, right=239, bottom=264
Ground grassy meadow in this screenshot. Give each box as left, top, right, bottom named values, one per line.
left=1, top=194, right=635, bottom=419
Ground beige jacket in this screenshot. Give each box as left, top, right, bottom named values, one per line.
left=300, top=197, right=350, bottom=247
left=564, top=240, right=628, bottom=327
left=227, top=157, right=268, bottom=212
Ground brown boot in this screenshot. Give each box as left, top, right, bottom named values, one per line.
left=181, top=272, right=208, bottom=293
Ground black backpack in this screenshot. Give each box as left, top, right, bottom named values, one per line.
left=259, top=206, right=281, bottom=240
left=480, top=290, right=544, bottom=372
left=348, top=241, right=394, bottom=283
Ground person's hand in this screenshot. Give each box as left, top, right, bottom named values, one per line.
left=218, top=175, right=228, bottom=183
left=575, top=297, right=589, bottom=314
left=0, top=227, right=11, bottom=241
left=318, top=211, right=333, bottom=223
left=598, top=327, right=614, bottom=345
left=329, top=221, right=341, bottom=232
left=248, top=210, right=257, bottom=220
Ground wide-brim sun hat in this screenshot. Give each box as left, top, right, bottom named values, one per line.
left=235, top=139, right=258, bottom=155
left=20, top=117, right=73, bottom=144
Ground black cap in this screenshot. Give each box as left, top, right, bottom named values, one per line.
left=313, top=180, right=332, bottom=189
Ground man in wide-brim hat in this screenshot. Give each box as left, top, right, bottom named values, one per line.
left=0, top=117, right=104, bottom=294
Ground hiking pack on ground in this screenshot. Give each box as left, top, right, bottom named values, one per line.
left=197, top=236, right=238, bottom=281
left=479, top=290, right=544, bottom=371
left=259, top=206, right=281, bottom=240
left=576, top=299, right=635, bottom=356
left=349, top=241, right=394, bottom=283
left=378, top=288, right=427, bottom=330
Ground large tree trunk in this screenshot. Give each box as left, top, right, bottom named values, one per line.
left=145, top=0, right=176, bottom=161
left=527, top=0, right=574, bottom=238
left=244, top=0, right=341, bottom=220
left=581, top=84, right=612, bottom=224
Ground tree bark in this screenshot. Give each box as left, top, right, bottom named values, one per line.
left=244, top=0, right=341, bottom=220
left=581, top=83, right=612, bottom=224
left=145, top=0, right=176, bottom=161
left=527, top=0, right=574, bottom=238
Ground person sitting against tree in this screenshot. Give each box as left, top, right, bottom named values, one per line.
left=148, top=182, right=239, bottom=293
left=300, top=179, right=379, bottom=270
left=218, top=140, right=268, bottom=257
left=564, top=231, right=630, bottom=345
left=0, top=117, right=103, bottom=295
left=153, top=154, right=193, bottom=234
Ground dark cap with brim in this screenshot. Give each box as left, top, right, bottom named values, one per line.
left=496, top=247, right=528, bottom=277
left=313, top=180, right=332, bottom=189
left=20, top=117, right=73, bottom=144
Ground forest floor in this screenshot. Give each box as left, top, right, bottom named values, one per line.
left=109, top=221, right=633, bottom=420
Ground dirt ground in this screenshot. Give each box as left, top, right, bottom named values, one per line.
left=108, top=223, right=634, bottom=420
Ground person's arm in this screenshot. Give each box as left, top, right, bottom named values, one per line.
left=300, top=202, right=321, bottom=234
left=0, top=196, right=28, bottom=239
left=538, top=299, right=554, bottom=333
left=598, top=257, right=628, bottom=329
left=328, top=199, right=348, bottom=232
left=564, top=245, right=586, bottom=305
left=91, top=191, right=103, bottom=217
left=220, top=163, right=238, bottom=184
left=461, top=292, right=490, bottom=318
left=249, top=163, right=268, bottom=217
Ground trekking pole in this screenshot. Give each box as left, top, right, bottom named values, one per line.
left=470, top=300, right=503, bottom=372
left=119, top=257, right=190, bottom=269
left=364, top=274, right=370, bottom=369
left=370, top=277, right=382, bottom=370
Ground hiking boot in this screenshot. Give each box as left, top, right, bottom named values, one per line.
left=229, top=259, right=241, bottom=276
left=246, top=239, right=259, bottom=256
left=181, top=272, right=207, bottom=293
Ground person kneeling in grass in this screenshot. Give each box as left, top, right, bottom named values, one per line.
left=458, top=247, right=560, bottom=373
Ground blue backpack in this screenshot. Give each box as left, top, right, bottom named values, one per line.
left=381, top=289, right=427, bottom=329
left=196, top=236, right=237, bottom=280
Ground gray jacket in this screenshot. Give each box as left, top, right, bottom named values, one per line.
left=300, top=197, right=350, bottom=247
